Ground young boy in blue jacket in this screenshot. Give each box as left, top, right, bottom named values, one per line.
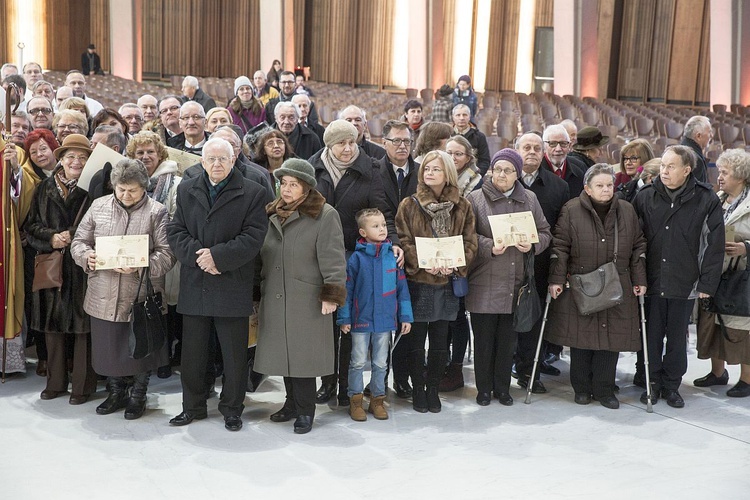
left=338, top=209, right=413, bottom=421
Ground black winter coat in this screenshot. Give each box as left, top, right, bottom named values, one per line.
left=184, top=88, right=217, bottom=113
left=310, top=150, right=398, bottom=251
left=24, top=173, right=91, bottom=334
left=281, top=124, right=322, bottom=160
left=632, top=175, right=724, bottom=298
left=375, top=155, right=419, bottom=217
left=541, top=155, right=585, bottom=199
left=167, top=169, right=269, bottom=317
left=681, top=136, right=708, bottom=183
left=183, top=157, right=275, bottom=204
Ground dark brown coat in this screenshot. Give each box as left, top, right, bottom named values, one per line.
left=546, top=192, right=647, bottom=352
left=395, top=183, right=477, bottom=285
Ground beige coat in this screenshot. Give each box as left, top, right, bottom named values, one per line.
left=71, top=194, right=176, bottom=322
left=715, top=191, right=750, bottom=331
left=254, top=191, right=347, bottom=377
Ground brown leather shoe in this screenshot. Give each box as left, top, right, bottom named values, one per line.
left=36, top=360, right=47, bottom=377
left=40, top=389, right=67, bottom=400
left=69, top=394, right=89, bottom=405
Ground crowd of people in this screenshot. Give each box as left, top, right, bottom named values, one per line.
left=2, top=61, right=748, bottom=435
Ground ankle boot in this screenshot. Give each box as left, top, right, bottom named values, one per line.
left=412, top=386, right=428, bottom=413
left=426, top=386, right=441, bottom=413
left=439, top=363, right=464, bottom=392
left=426, top=350, right=447, bottom=412
left=368, top=395, right=388, bottom=420
left=349, top=393, right=367, bottom=421
left=124, top=371, right=150, bottom=420
left=96, top=377, right=130, bottom=415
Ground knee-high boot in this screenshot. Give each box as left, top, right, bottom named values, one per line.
left=124, top=371, right=150, bottom=420
left=427, top=350, right=448, bottom=413
left=408, top=349, right=427, bottom=413
left=96, top=377, right=130, bottom=415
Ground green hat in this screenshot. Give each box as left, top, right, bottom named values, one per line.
left=273, top=158, right=317, bottom=188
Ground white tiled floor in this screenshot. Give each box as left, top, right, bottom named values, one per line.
left=2, top=330, right=749, bottom=499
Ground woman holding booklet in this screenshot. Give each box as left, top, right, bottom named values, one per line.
left=395, top=150, right=477, bottom=413
left=72, top=159, right=175, bottom=419
left=465, top=149, right=551, bottom=407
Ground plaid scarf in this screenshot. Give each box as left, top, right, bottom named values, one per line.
left=55, top=168, right=78, bottom=200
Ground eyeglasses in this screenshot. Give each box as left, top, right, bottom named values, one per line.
left=492, top=168, right=517, bottom=176
left=623, top=156, right=640, bottom=163
left=447, top=151, right=466, bottom=158
left=279, top=80, right=295, bottom=85
left=180, top=114, right=205, bottom=122
left=57, top=124, right=82, bottom=131
left=660, top=164, right=688, bottom=172
left=265, top=139, right=285, bottom=147
left=384, top=138, right=412, bottom=147
left=124, top=115, right=143, bottom=122
left=545, top=141, right=570, bottom=149
left=204, top=156, right=230, bottom=164
left=63, top=154, right=88, bottom=163
left=423, top=167, right=443, bottom=173
left=159, top=105, right=180, bottom=115
left=28, top=107, right=53, bottom=115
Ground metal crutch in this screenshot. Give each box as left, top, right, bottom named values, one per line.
left=638, top=295, right=654, bottom=413
left=525, top=292, right=553, bottom=404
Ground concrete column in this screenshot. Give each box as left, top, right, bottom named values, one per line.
left=553, top=0, right=577, bottom=95
left=709, top=0, right=735, bottom=106
left=741, top=1, right=750, bottom=105
left=259, top=0, right=284, bottom=73
left=407, top=0, right=428, bottom=90
left=579, top=0, right=599, bottom=98
left=109, top=0, right=142, bottom=81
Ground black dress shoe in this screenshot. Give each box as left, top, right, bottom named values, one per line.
left=693, top=369, right=729, bottom=387
left=574, top=393, right=592, bottom=405
left=337, top=393, right=350, bottom=406
left=169, top=411, right=207, bottom=426
left=596, top=395, right=620, bottom=409
left=394, top=381, right=413, bottom=399
left=727, top=380, right=750, bottom=398
left=156, top=365, right=172, bottom=379
left=545, top=352, right=559, bottom=364
left=69, top=394, right=89, bottom=405
left=293, top=415, right=314, bottom=434
left=661, top=389, right=685, bottom=408
left=495, top=392, right=513, bottom=406
left=633, top=371, right=646, bottom=388
left=315, top=383, right=336, bottom=404
left=640, top=390, right=659, bottom=405
left=517, top=377, right=547, bottom=394
left=224, top=415, right=243, bottom=431
left=511, top=363, right=519, bottom=379
left=270, top=406, right=298, bottom=422
left=476, top=392, right=491, bottom=406
left=539, top=361, right=561, bottom=376
left=40, top=389, right=67, bottom=400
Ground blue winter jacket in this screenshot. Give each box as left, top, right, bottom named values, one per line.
left=337, top=239, right=413, bottom=332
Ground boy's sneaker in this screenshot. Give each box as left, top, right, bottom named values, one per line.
left=368, top=395, right=389, bottom=420
left=349, top=393, right=367, bottom=421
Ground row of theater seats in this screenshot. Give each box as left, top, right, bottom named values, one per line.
left=41, top=71, right=750, bottom=163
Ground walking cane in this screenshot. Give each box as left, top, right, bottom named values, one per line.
left=525, top=292, right=552, bottom=404
left=638, top=294, right=653, bottom=413
left=2, top=83, right=19, bottom=383
left=390, top=331, right=403, bottom=368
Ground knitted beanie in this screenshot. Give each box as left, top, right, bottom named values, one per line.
left=273, top=158, right=317, bottom=188
left=323, top=119, right=358, bottom=148
left=490, top=148, right=523, bottom=177
left=234, top=76, right=252, bottom=95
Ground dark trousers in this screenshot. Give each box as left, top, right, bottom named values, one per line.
left=321, top=312, right=351, bottom=392
left=166, top=305, right=183, bottom=364
left=406, top=320, right=449, bottom=388
left=181, top=315, right=248, bottom=418
left=471, top=313, right=516, bottom=394
left=569, top=348, right=619, bottom=398
left=447, top=300, right=470, bottom=364
left=645, top=296, right=693, bottom=391
left=283, top=377, right=316, bottom=417
left=390, top=326, right=409, bottom=384
left=45, top=332, right=97, bottom=396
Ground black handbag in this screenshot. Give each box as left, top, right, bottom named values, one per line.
left=128, top=269, right=166, bottom=360
left=568, top=217, right=624, bottom=315
left=709, top=258, right=750, bottom=317
left=513, top=248, right=541, bottom=333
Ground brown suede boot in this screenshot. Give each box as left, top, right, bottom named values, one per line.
left=349, top=393, right=367, bottom=421
left=439, top=363, right=465, bottom=392
left=368, top=395, right=388, bottom=420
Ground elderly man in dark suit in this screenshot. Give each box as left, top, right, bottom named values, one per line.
left=167, top=137, right=268, bottom=431
left=513, top=132, right=570, bottom=392
left=541, top=124, right=586, bottom=199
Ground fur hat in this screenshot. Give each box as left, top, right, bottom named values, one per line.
left=323, top=119, right=358, bottom=148
left=54, top=134, right=92, bottom=160
left=273, top=158, right=317, bottom=188
left=234, top=76, right=252, bottom=95
left=490, top=148, right=523, bottom=177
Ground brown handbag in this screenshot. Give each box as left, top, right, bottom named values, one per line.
left=31, top=198, right=87, bottom=292
left=32, top=250, right=64, bottom=291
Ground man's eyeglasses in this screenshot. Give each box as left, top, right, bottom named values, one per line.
left=544, top=141, right=570, bottom=149
left=159, top=105, right=180, bottom=115
left=384, top=138, right=412, bottom=147
left=28, top=107, right=53, bottom=115
left=179, top=115, right=205, bottom=122
left=204, top=156, right=230, bottom=164
left=279, top=80, right=295, bottom=86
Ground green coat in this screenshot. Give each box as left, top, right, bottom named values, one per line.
left=254, top=190, right=347, bottom=377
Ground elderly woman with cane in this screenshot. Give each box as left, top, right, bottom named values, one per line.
left=546, top=164, right=647, bottom=409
